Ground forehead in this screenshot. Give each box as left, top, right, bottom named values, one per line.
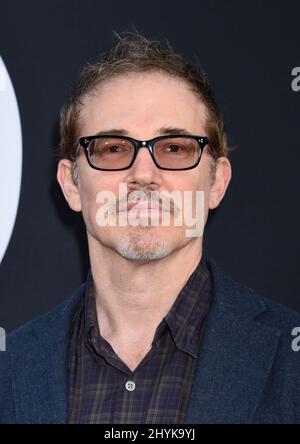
left=79, top=72, right=207, bottom=137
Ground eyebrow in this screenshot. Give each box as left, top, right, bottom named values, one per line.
left=93, top=127, right=195, bottom=137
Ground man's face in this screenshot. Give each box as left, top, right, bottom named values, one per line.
left=59, top=72, right=228, bottom=261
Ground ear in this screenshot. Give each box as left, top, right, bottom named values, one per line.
left=56, top=159, right=82, bottom=212
left=209, top=157, right=232, bottom=210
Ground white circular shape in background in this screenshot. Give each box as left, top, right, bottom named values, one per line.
left=0, top=56, right=22, bottom=264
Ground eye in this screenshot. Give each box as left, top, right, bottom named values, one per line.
left=166, top=145, right=182, bottom=152
left=102, top=144, right=130, bottom=154
left=108, top=145, right=121, bottom=152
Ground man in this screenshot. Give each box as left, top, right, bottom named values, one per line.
left=1, top=31, right=300, bottom=424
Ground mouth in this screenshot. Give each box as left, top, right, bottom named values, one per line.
left=118, top=202, right=171, bottom=214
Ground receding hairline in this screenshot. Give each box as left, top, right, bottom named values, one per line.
left=75, top=70, right=211, bottom=139
left=77, top=69, right=207, bottom=108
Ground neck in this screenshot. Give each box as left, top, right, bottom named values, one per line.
left=87, top=233, right=203, bottom=345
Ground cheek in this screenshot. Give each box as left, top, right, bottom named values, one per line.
left=182, top=172, right=211, bottom=219
left=80, top=191, right=97, bottom=232
left=79, top=173, right=122, bottom=229
left=78, top=176, right=101, bottom=228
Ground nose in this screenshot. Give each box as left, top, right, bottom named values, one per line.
left=128, top=146, right=162, bottom=186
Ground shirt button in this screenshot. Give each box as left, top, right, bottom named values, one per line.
left=125, top=380, right=136, bottom=391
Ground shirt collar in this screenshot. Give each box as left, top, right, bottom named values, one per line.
left=84, top=270, right=98, bottom=350
left=162, top=255, right=212, bottom=358
left=83, top=255, right=212, bottom=358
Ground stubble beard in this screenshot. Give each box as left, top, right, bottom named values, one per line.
left=114, top=224, right=174, bottom=261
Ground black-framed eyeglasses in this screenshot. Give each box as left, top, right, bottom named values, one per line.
left=75, top=134, right=209, bottom=171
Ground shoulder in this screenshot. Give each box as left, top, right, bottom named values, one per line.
left=206, top=257, right=300, bottom=364
left=254, top=291, right=300, bottom=331
left=5, top=281, right=85, bottom=352
left=206, top=257, right=300, bottom=325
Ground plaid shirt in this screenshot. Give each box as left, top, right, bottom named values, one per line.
left=68, top=256, right=213, bottom=424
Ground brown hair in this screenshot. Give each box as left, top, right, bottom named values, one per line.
left=57, top=29, right=235, bottom=182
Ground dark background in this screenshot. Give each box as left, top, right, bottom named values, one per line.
left=0, top=0, right=299, bottom=332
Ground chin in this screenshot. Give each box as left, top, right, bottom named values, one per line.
left=112, top=228, right=175, bottom=261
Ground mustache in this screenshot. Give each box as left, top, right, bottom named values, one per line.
left=105, top=190, right=180, bottom=216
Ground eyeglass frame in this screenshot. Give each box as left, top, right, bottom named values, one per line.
left=75, top=134, right=209, bottom=171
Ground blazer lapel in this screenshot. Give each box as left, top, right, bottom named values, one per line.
left=184, top=260, right=281, bottom=423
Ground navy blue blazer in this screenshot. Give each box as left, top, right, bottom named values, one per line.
left=1, top=259, right=300, bottom=424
